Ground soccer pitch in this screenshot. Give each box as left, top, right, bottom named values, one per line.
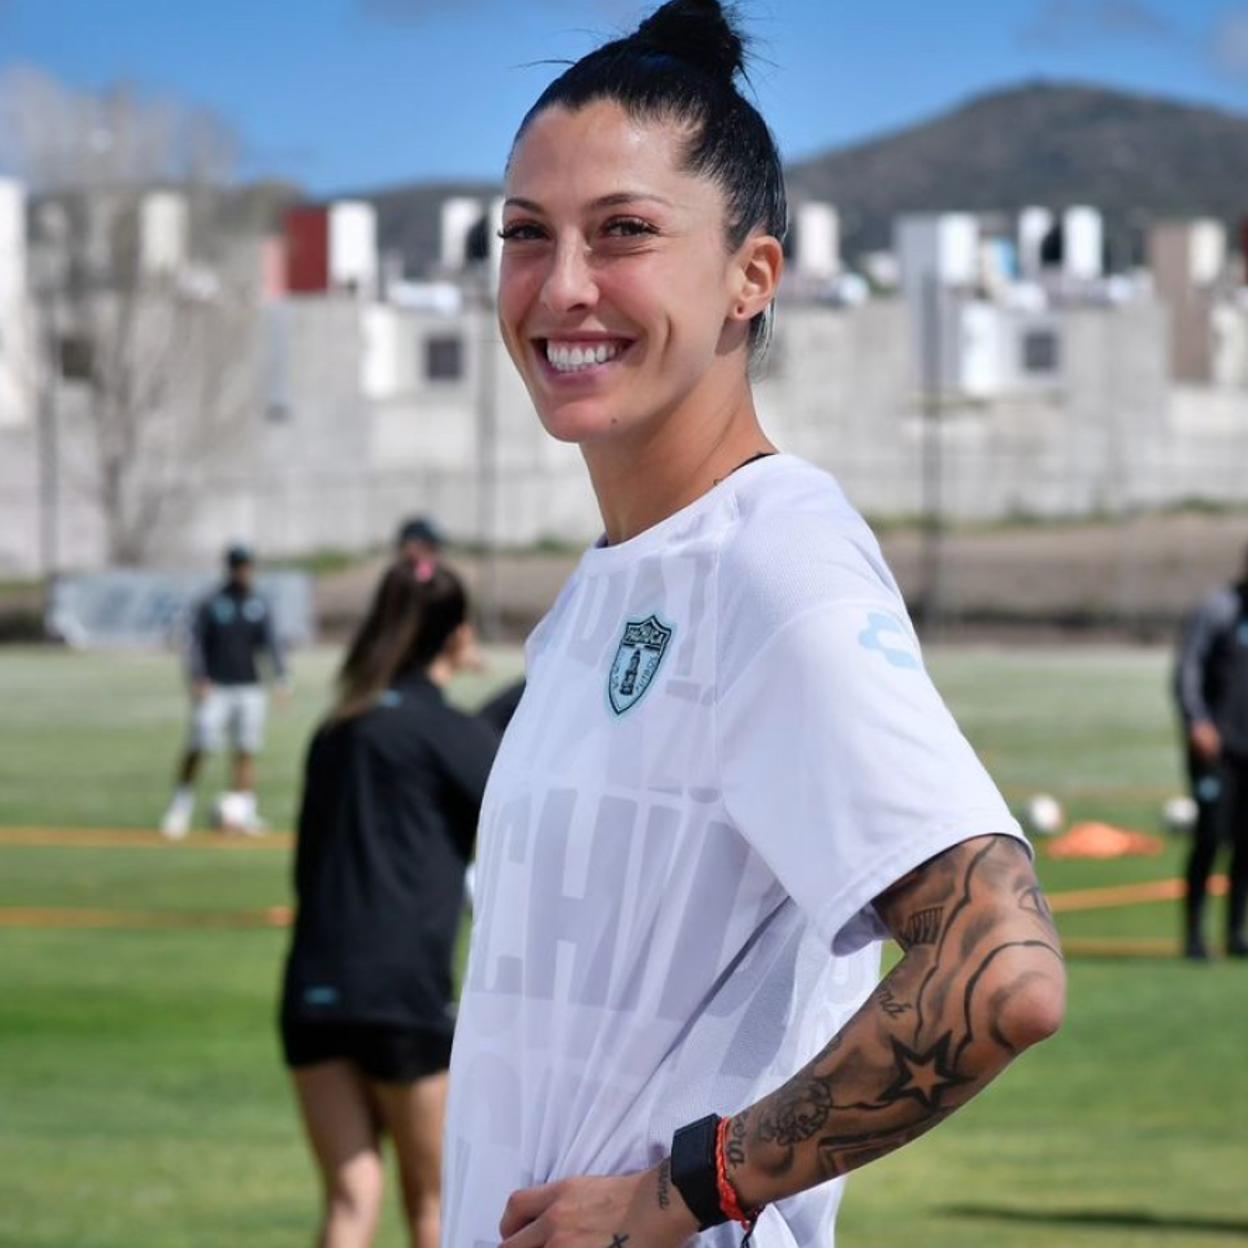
left=1, top=644, right=1245, bottom=1246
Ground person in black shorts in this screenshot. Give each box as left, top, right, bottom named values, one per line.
left=280, top=556, right=498, bottom=1248
left=1174, top=543, right=1248, bottom=960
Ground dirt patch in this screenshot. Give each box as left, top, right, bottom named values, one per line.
left=1046, top=874, right=1226, bottom=913
left=0, top=905, right=292, bottom=929
left=0, top=827, right=292, bottom=851
left=314, top=513, right=1248, bottom=642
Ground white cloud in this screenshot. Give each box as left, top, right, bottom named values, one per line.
left=1019, top=0, right=1173, bottom=47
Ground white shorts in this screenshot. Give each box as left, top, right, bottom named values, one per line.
left=190, top=685, right=268, bottom=754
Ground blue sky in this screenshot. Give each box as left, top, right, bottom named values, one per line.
left=1, top=0, right=1247, bottom=192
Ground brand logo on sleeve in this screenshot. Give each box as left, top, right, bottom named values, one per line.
left=858, top=610, right=921, bottom=671
left=608, top=614, right=674, bottom=715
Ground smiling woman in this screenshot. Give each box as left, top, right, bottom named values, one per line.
left=442, top=4, right=1066, bottom=1248
left=494, top=1, right=785, bottom=531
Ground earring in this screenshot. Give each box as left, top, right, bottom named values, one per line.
left=735, top=304, right=747, bottom=317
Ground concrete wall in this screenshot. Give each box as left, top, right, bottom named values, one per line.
left=3, top=288, right=1248, bottom=578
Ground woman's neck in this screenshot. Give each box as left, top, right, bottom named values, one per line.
left=583, top=386, right=774, bottom=546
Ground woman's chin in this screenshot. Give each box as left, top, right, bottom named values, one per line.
left=536, top=401, right=634, bottom=446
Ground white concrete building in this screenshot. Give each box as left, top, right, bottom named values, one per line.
left=3, top=186, right=1248, bottom=577
left=328, top=201, right=378, bottom=296
left=139, top=191, right=190, bottom=275
left=0, top=178, right=30, bottom=430
left=1062, top=206, right=1104, bottom=281
left=793, top=201, right=841, bottom=280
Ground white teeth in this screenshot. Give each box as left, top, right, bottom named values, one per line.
left=544, top=340, right=626, bottom=373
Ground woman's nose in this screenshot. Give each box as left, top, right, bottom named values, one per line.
left=539, top=239, right=598, bottom=315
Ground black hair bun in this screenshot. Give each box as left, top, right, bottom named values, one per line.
left=633, top=0, right=747, bottom=83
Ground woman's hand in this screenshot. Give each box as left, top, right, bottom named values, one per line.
left=1190, top=718, right=1222, bottom=764
left=499, top=1160, right=699, bottom=1248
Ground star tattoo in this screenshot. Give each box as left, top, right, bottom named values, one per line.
left=881, top=1033, right=972, bottom=1109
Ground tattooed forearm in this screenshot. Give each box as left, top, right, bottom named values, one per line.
left=726, top=835, right=1065, bottom=1210
left=899, top=905, right=943, bottom=948
left=875, top=984, right=912, bottom=1018
left=1019, top=883, right=1056, bottom=928
left=655, top=1158, right=671, bottom=1211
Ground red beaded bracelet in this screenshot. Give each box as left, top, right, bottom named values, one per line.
left=715, top=1115, right=763, bottom=1240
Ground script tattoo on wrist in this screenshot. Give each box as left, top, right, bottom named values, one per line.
left=655, top=1158, right=671, bottom=1211
left=741, top=836, right=1063, bottom=1190
left=726, top=1113, right=749, bottom=1169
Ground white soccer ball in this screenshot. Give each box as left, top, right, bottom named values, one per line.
left=212, top=791, right=252, bottom=832
left=1024, top=793, right=1064, bottom=836
left=1161, top=795, right=1198, bottom=836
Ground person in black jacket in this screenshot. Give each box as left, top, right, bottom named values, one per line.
left=280, top=556, right=498, bottom=1248
left=1174, top=549, right=1248, bottom=960
left=161, top=544, right=290, bottom=838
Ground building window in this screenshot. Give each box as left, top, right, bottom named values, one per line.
left=424, top=335, right=464, bottom=381
left=1021, top=329, right=1059, bottom=374
left=59, top=334, right=94, bottom=381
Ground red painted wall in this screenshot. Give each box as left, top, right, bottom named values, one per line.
left=285, top=207, right=329, bottom=294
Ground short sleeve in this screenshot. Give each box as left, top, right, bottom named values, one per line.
left=717, top=598, right=1026, bottom=954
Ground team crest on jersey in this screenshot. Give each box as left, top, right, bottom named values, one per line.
left=608, top=614, right=674, bottom=715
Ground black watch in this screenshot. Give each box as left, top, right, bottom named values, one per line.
left=669, top=1114, right=728, bottom=1230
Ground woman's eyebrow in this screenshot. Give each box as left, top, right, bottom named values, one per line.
left=502, top=192, right=674, bottom=213
left=591, top=192, right=674, bottom=209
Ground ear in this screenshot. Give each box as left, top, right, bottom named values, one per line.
left=728, top=233, right=785, bottom=324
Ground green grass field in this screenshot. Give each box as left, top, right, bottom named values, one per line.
left=1, top=644, right=1245, bottom=1247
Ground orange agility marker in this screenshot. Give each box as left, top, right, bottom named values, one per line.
left=1045, top=821, right=1165, bottom=860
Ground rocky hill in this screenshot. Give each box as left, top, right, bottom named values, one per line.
left=322, top=81, right=1248, bottom=274
left=786, top=80, right=1248, bottom=260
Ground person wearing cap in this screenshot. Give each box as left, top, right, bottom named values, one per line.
left=160, top=544, right=291, bottom=839
left=396, top=516, right=445, bottom=568
left=394, top=513, right=530, bottom=737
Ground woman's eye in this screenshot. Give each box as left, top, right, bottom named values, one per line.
left=602, top=218, right=657, bottom=238
left=498, top=223, right=546, bottom=242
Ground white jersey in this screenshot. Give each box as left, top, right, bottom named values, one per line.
left=443, top=455, right=1023, bottom=1247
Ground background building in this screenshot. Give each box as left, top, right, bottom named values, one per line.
left=1, top=175, right=1247, bottom=579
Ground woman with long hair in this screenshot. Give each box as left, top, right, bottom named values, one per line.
left=280, top=558, right=497, bottom=1248
left=443, top=3, right=1066, bottom=1246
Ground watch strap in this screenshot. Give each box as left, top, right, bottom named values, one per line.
left=670, top=1114, right=728, bottom=1231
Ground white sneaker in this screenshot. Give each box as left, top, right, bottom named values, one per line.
left=239, top=814, right=269, bottom=838
left=160, top=797, right=193, bottom=840
left=235, top=791, right=268, bottom=837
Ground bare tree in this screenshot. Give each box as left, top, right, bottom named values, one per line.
left=0, top=67, right=262, bottom=566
